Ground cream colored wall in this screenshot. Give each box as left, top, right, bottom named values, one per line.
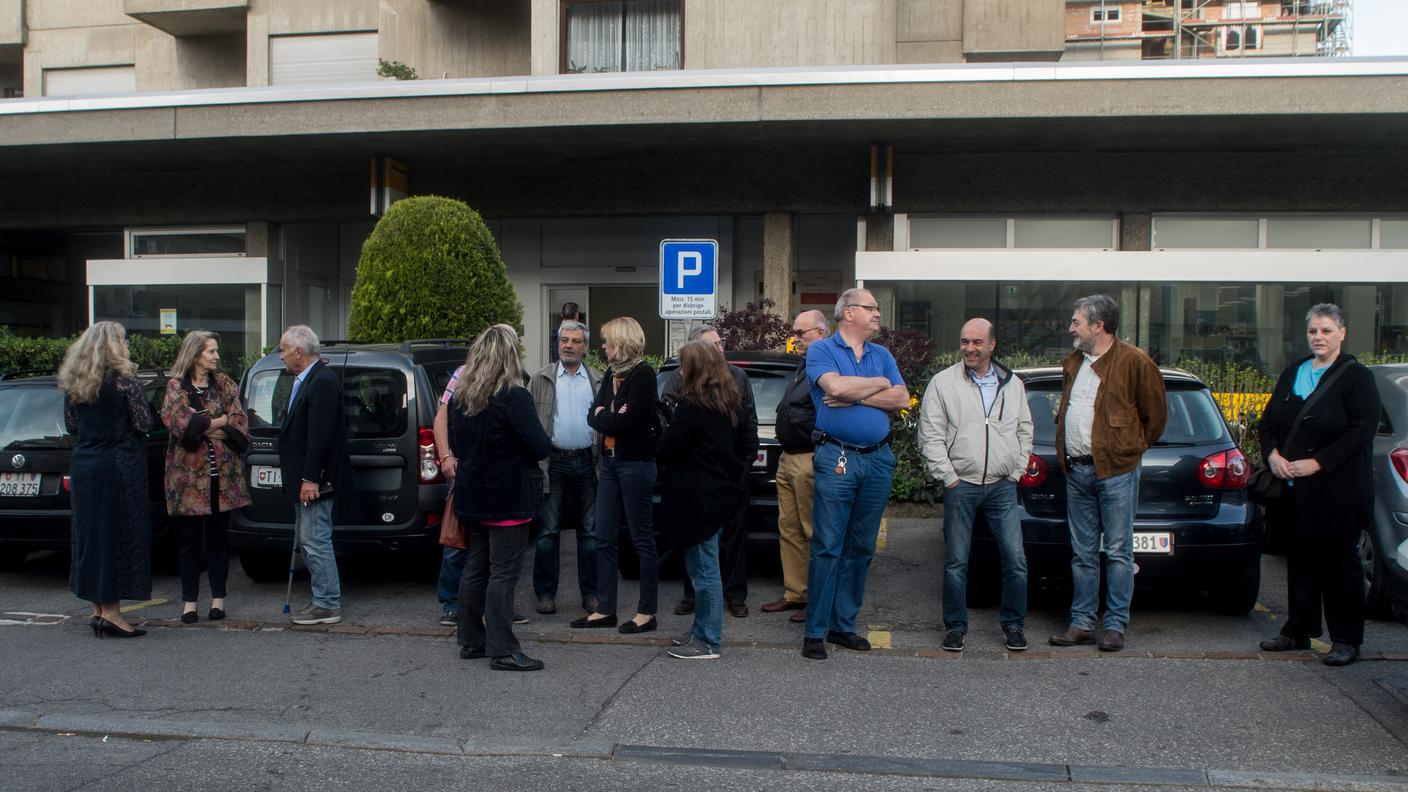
left=380, top=0, right=529, bottom=81
left=896, top=0, right=964, bottom=64
left=684, top=0, right=897, bottom=69
left=1, top=0, right=24, bottom=47
left=245, top=0, right=377, bottom=85
left=24, top=0, right=142, bottom=96
left=963, top=0, right=1064, bottom=59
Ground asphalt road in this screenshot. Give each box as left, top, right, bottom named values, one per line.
left=2, top=516, right=1407, bottom=791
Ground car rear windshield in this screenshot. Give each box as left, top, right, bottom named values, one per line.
left=1025, top=382, right=1228, bottom=446
left=246, top=367, right=408, bottom=439
left=0, top=386, right=70, bottom=450
left=657, top=367, right=789, bottom=425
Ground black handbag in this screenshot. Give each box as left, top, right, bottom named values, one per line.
left=1247, top=361, right=1349, bottom=506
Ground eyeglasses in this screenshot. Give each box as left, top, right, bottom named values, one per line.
left=791, top=327, right=823, bottom=338
left=846, top=304, right=880, bottom=313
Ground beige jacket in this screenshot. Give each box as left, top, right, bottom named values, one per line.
left=917, top=360, right=1034, bottom=487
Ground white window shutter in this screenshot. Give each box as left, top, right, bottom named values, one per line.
left=270, top=33, right=379, bottom=86
left=43, top=66, right=137, bottom=97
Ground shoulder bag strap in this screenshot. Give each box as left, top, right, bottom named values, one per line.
left=1281, top=361, right=1351, bottom=451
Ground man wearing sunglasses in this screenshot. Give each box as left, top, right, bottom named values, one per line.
left=801, top=289, right=909, bottom=660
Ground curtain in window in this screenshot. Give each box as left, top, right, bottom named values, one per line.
left=625, top=0, right=681, bottom=72
left=566, top=2, right=623, bottom=73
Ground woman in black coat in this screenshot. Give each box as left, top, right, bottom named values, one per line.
left=57, top=321, right=154, bottom=639
left=573, top=317, right=660, bottom=633
left=656, top=340, right=759, bottom=659
left=448, top=324, right=551, bottom=672
left=1257, top=303, right=1381, bottom=667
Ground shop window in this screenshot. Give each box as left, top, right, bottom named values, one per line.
left=906, top=216, right=1116, bottom=250
left=128, top=227, right=247, bottom=258
left=908, top=217, right=1007, bottom=249
left=1013, top=218, right=1116, bottom=249
left=564, top=0, right=681, bottom=74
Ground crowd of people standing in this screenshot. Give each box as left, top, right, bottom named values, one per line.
left=56, top=290, right=1380, bottom=669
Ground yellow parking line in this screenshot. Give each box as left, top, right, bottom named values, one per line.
left=1252, top=603, right=1278, bottom=620
left=1309, top=638, right=1331, bottom=653
left=876, top=518, right=888, bottom=553
left=119, top=598, right=167, bottom=614
left=867, top=626, right=892, bottom=650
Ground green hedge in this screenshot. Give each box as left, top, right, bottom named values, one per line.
left=0, top=327, right=183, bottom=379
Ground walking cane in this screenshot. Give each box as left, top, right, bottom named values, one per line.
left=283, top=536, right=299, bottom=615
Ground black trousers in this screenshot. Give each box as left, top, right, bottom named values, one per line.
left=458, top=521, right=528, bottom=657
left=176, top=477, right=229, bottom=603
left=1282, top=529, right=1365, bottom=646
left=684, top=472, right=749, bottom=605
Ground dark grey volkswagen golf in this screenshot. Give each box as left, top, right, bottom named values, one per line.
left=968, top=367, right=1264, bottom=615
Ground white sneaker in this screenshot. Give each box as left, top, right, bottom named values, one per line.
left=667, top=638, right=720, bottom=660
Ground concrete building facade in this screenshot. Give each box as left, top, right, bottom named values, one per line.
left=1, top=0, right=1405, bottom=376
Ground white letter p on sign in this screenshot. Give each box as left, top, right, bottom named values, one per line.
left=677, top=252, right=702, bottom=290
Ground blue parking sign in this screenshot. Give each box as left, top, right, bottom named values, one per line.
left=659, top=239, right=718, bottom=320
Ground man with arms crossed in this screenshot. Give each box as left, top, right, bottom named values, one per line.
left=527, top=320, right=602, bottom=614
left=802, top=288, right=908, bottom=660
left=759, top=310, right=828, bottom=623
left=1049, top=295, right=1166, bottom=652
left=918, top=318, right=1033, bottom=652
left=278, top=325, right=353, bottom=625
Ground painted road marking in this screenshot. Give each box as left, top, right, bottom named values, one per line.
left=1310, top=638, right=1331, bottom=652
left=876, top=518, right=888, bottom=553
left=1252, top=603, right=1278, bottom=620
left=119, top=598, right=167, bottom=614
left=867, top=626, right=893, bottom=649
left=1, top=612, right=68, bottom=626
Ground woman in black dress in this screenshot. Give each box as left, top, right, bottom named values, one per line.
left=57, top=321, right=154, bottom=638
left=1257, top=303, right=1381, bottom=667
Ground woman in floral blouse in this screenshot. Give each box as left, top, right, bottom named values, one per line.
left=160, top=331, right=251, bottom=624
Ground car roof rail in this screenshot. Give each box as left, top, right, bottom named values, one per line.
left=318, top=339, right=372, bottom=348
left=398, top=338, right=474, bottom=353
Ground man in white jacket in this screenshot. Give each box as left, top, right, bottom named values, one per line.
left=917, top=318, right=1034, bottom=652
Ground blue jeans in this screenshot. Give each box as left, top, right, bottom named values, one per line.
left=943, top=479, right=1028, bottom=632
left=1066, top=464, right=1140, bottom=632
left=683, top=530, right=723, bottom=652
left=805, top=442, right=894, bottom=640
left=437, top=546, right=467, bottom=613
left=593, top=456, right=658, bottom=617
left=535, top=451, right=598, bottom=601
left=294, top=497, right=340, bottom=610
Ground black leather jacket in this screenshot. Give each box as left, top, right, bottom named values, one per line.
left=775, top=359, right=816, bottom=454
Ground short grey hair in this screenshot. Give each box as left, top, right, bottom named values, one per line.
left=835, top=288, right=871, bottom=322
left=558, top=320, right=589, bottom=343
left=1073, top=294, right=1120, bottom=335
left=687, top=324, right=719, bottom=341
left=282, top=324, right=320, bottom=356
left=1305, top=302, right=1345, bottom=329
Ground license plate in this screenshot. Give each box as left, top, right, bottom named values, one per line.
left=252, top=466, right=282, bottom=489
left=0, top=472, right=40, bottom=497
left=1100, top=532, right=1174, bottom=555
left=754, top=450, right=767, bottom=468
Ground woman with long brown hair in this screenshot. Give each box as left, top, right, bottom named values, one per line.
left=448, top=324, right=551, bottom=671
left=657, top=340, right=758, bottom=659
left=57, top=321, right=154, bottom=638
left=160, top=330, right=251, bottom=624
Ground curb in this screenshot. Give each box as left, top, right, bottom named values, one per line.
left=116, top=618, right=1405, bottom=663
left=3, top=708, right=1407, bottom=790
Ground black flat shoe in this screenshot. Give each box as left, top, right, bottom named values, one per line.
left=618, top=618, right=657, bottom=635
left=1259, top=635, right=1311, bottom=652
left=207, top=608, right=225, bottom=622
left=802, top=638, right=827, bottom=660
left=490, top=652, right=544, bottom=671
left=459, top=645, right=486, bottom=660
left=93, top=618, right=146, bottom=638
left=569, top=615, right=618, bottom=629
left=826, top=630, right=871, bottom=652
left=1322, top=643, right=1359, bottom=667
left=180, top=611, right=198, bottom=625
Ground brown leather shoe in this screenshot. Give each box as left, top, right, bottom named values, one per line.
left=1048, top=626, right=1096, bottom=646
left=1098, top=630, right=1125, bottom=652
left=759, top=597, right=806, bottom=613
left=789, top=610, right=806, bottom=623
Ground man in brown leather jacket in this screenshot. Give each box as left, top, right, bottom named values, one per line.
left=1048, top=295, right=1166, bottom=653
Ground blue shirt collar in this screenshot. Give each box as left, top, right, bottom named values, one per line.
left=557, top=362, right=588, bottom=380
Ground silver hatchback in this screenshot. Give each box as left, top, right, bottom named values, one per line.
left=1368, top=364, right=1408, bottom=625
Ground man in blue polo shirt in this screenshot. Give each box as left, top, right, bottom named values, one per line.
left=802, top=287, right=909, bottom=660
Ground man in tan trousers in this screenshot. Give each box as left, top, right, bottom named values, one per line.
left=760, top=309, right=829, bottom=623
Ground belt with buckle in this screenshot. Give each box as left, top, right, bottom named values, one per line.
left=1066, top=455, right=1095, bottom=467
left=601, top=447, right=616, bottom=457
left=816, top=432, right=890, bottom=455
left=553, top=447, right=592, bottom=457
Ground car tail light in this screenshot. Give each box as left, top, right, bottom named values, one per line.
left=1199, top=448, right=1250, bottom=489
left=62, top=475, right=71, bottom=493
left=418, top=428, right=442, bottom=484
left=1018, top=454, right=1047, bottom=488
left=1392, top=448, right=1408, bottom=485
left=426, top=511, right=441, bottom=527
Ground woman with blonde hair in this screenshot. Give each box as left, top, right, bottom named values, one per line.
left=159, top=330, right=251, bottom=624
left=448, top=324, right=551, bottom=671
left=57, top=321, right=154, bottom=638
left=573, top=317, right=661, bottom=633
left=657, top=340, right=757, bottom=659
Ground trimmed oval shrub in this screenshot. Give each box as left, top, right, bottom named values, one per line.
left=348, top=196, right=523, bottom=343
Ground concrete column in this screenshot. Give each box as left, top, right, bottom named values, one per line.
left=762, top=213, right=792, bottom=317
left=1120, top=211, right=1152, bottom=251
left=530, top=0, right=558, bottom=76
left=865, top=213, right=894, bottom=252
